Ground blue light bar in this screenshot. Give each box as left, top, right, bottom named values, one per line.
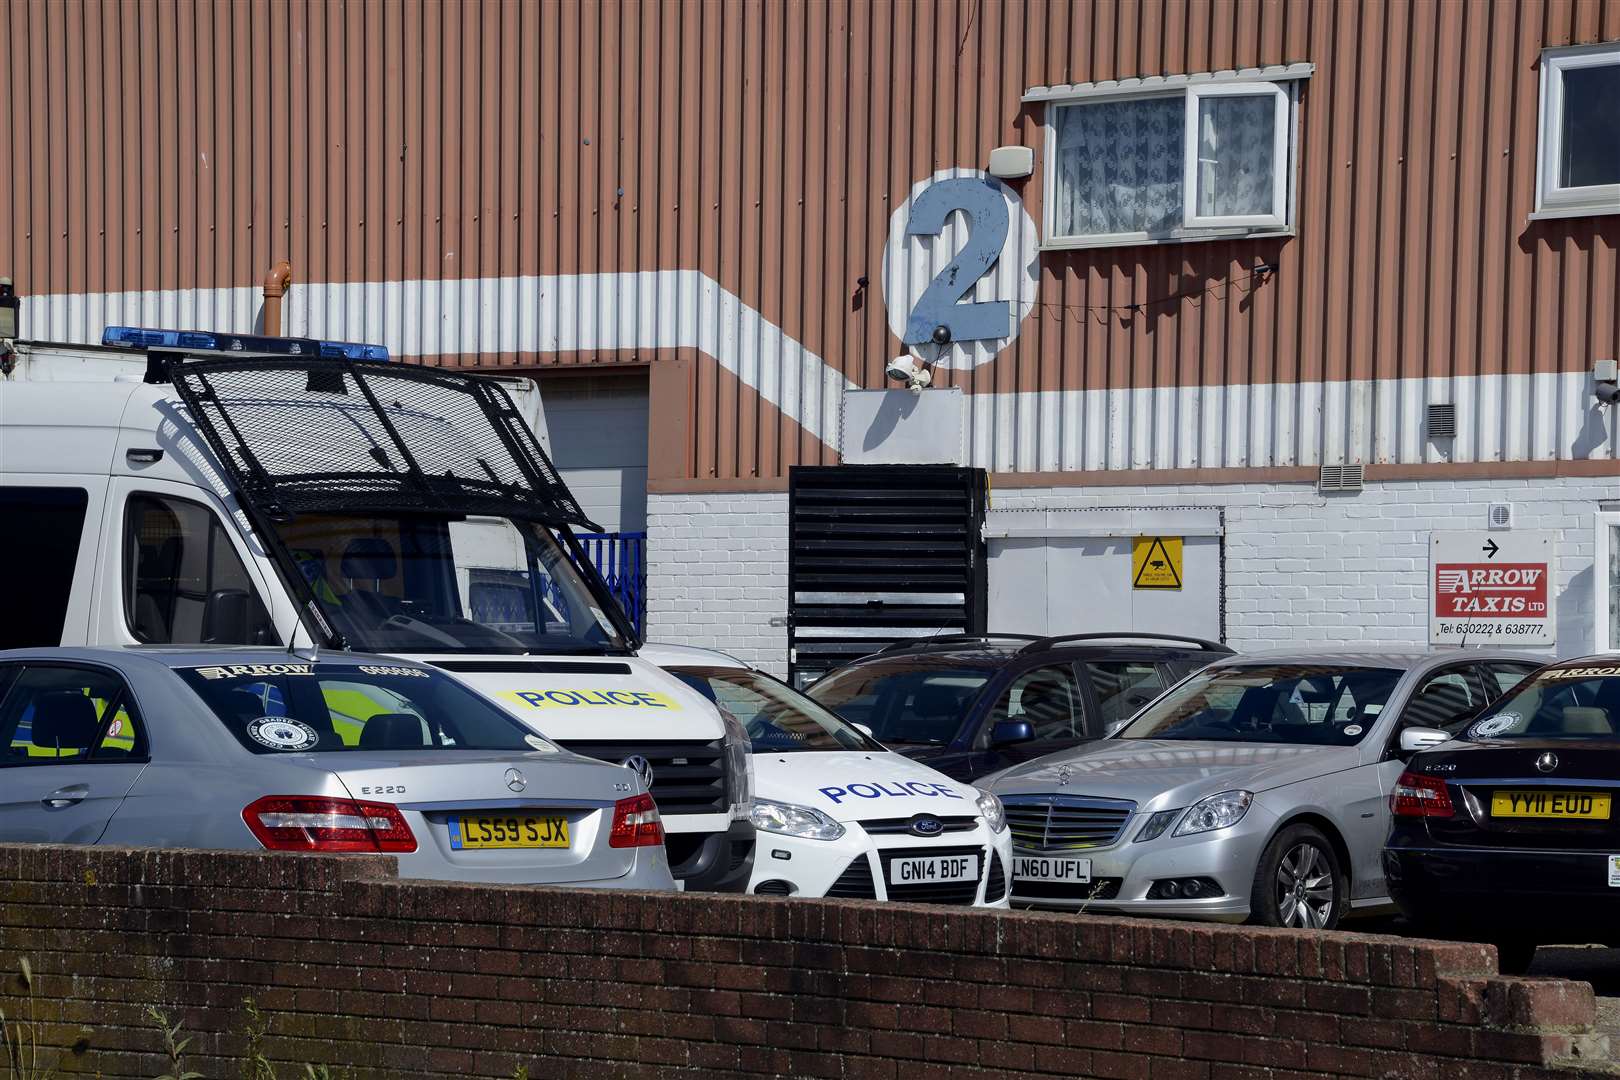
left=102, top=325, right=389, bottom=361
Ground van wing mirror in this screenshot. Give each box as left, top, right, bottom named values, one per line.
left=201, top=589, right=255, bottom=644
left=990, top=720, right=1035, bottom=747
left=1397, top=726, right=1450, bottom=756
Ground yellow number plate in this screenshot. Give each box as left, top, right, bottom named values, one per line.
left=1490, top=791, right=1611, bottom=820
left=450, top=814, right=571, bottom=849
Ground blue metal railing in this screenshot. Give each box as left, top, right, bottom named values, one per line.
left=574, top=531, right=647, bottom=636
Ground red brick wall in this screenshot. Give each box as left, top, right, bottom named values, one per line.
left=0, top=845, right=1609, bottom=1079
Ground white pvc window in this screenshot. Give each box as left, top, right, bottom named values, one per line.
left=1597, top=511, right=1620, bottom=652
left=1183, top=84, right=1290, bottom=229
left=1535, top=43, right=1620, bottom=219
left=1042, top=79, right=1300, bottom=249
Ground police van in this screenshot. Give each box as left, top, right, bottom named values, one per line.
left=0, top=328, right=754, bottom=891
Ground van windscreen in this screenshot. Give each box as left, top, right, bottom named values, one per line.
left=276, top=513, right=626, bottom=655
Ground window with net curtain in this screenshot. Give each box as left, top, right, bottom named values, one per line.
left=1051, top=88, right=1286, bottom=241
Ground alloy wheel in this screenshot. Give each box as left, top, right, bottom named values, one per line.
left=1274, top=842, right=1335, bottom=928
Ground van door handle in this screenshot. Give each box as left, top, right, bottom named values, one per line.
left=41, top=785, right=89, bottom=808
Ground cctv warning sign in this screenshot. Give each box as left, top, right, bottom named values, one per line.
left=1429, top=531, right=1555, bottom=646
left=1132, top=536, right=1183, bottom=590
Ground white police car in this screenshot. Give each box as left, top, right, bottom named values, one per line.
left=639, top=645, right=1013, bottom=907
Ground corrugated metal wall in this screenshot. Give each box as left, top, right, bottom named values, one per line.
left=3, top=0, right=1617, bottom=483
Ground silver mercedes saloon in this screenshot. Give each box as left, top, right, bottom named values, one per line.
left=987, top=650, right=1539, bottom=928
left=0, top=647, right=675, bottom=890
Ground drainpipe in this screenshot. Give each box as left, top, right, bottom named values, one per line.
left=262, top=260, right=293, bottom=337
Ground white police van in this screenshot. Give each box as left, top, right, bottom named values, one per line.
left=0, top=328, right=754, bottom=891
left=640, top=643, right=1012, bottom=906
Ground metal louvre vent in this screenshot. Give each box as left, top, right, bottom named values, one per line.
left=1426, top=403, right=1457, bottom=440
left=1002, top=795, right=1136, bottom=851
left=787, top=465, right=987, bottom=687
left=556, top=739, right=727, bottom=814
left=1317, top=463, right=1365, bottom=492
left=167, top=356, right=594, bottom=527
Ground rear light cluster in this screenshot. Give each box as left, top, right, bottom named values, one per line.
left=1391, top=771, right=1455, bottom=818
left=243, top=796, right=417, bottom=852
left=609, top=793, right=664, bottom=848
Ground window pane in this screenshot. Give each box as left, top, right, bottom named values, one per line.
left=126, top=495, right=276, bottom=645
left=1560, top=63, right=1620, bottom=189
left=1088, top=661, right=1169, bottom=729
left=1194, top=94, right=1277, bottom=217
left=1610, top=525, right=1620, bottom=648
left=0, top=488, right=88, bottom=648
left=1404, top=670, right=1480, bottom=734
left=1053, top=97, right=1183, bottom=235
left=1, top=666, right=132, bottom=763
left=989, top=666, right=1088, bottom=741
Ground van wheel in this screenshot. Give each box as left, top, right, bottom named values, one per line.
left=1250, top=824, right=1344, bottom=930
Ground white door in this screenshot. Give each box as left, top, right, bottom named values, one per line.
left=1598, top=511, right=1620, bottom=652
left=985, top=510, right=1222, bottom=640
left=535, top=373, right=650, bottom=533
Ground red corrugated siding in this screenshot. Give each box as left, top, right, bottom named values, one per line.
left=3, top=0, right=1618, bottom=482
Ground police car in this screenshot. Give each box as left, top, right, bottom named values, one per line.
left=639, top=644, right=1013, bottom=906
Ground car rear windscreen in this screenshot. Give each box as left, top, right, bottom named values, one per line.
left=177, top=662, right=546, bottom=754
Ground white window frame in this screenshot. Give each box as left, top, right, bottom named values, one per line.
left=1596, top=510, right=1620, bottom=653
left=1533, top=42, right=1620, bottom=220
left=1036, top=75, right=1303, bottom=251
left=1182, top=83, right=1291, bottom=230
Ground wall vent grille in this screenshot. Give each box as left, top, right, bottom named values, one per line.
left=1426, top=403, right=1458, bottom=439
left=1488, top=503, right=1514, bottom=529
left=1318, top=464, right=1365, bottom=492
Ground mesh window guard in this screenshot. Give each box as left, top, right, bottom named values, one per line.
left=167, top=357, right=596, bottom=529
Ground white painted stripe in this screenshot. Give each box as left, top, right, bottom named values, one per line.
left=20, top=278, right=1616, bottom=469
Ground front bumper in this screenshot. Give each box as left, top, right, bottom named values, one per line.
left=1384, top=844, right=1620, bottom=943
left=1009, top=812, right=1274, bottom=923
left=748, top=821, right=1014, bottom=908
left=664, top=818, right=756, bottom=892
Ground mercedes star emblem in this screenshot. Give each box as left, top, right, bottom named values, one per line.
left=504, top=767, right=527, bottom=793
left=620, top=755, right=656, bottom=789
left=1535, top=751, right=1559, bottom=774
left=1056, top=764, right=1072, bottom=788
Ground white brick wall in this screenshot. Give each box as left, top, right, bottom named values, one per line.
left=648, top=478, right=1613, bottom=675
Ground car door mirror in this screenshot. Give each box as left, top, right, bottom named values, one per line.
left=1104, top=718, right=1130, bottom=738
left=990, top=720, right=1034, bottom=747
left=1397, top=727, right=1450, bottom=756
left=852, top=723, right=875, bottom=738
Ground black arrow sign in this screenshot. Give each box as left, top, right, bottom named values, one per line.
left=1482, top=539, right=1500, bottom=558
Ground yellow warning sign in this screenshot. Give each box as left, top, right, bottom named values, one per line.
left=1132, top=536, right=1183, bottom=590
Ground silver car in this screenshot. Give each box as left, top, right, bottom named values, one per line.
left=987, top=651, right=1538, bottom=928
left=0, top=647, right=675, bottom=890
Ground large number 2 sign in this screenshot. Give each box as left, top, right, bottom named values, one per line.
left=882, top=169, right=1039, bottom=368
left=901, top=178, right=1014, bottom=345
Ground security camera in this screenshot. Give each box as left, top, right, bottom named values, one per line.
left=1596, top=359, right=1619, bottom=406
left=884, top=354, right=933, bottom=393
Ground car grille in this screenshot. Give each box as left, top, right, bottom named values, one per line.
left=878, top=845, right=985, bottom=906
left=826, top=856, right=877, bottom=899
left=1012, top=878, right=1124, bottom=903
left=557, top=739, right=727, bottom=814
left=1002, top=794, right=1136, bottom=851
left=984, top=850, right=1007, bottom=903
left=860, top=815, right=978, bottom=836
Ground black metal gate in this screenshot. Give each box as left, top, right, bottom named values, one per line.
left=786, top=465, right=987, bottom=688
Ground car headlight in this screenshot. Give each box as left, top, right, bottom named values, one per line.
left=717, top=706, right=754, bottom=821
left=1171, top=790, right=1253, bottom=837
left=749, top=798, right=845, bottom=841
left=975, top=790, right=1006, bottom=834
